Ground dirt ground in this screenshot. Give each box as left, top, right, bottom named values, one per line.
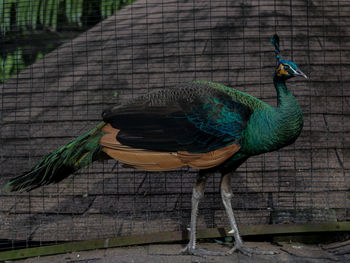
left=7, top=240, right=350, bottom=263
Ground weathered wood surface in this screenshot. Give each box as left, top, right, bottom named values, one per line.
left=0, top=0, right=349, bottom=242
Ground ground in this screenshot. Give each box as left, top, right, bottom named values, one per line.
left=7, top=240, right=350, bottom=263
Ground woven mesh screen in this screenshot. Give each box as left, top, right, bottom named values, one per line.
left=0, top=0, right=349, bottom=251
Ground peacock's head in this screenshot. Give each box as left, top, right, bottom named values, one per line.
left=275, top=59, right=307, bottom=80
left=271, top=34, right=307, bottom=80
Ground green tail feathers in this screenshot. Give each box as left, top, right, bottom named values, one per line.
left=4, top=122, right=106, bottom=192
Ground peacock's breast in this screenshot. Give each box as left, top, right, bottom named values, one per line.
left=239, top=105, right=303, bottom=156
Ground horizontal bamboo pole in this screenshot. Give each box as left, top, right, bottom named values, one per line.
left=0, top=222, right=349, bottom=261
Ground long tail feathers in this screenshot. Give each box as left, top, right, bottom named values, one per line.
left=4, top=122, right=106, bottom=192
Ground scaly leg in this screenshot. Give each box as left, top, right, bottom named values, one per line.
left=220, top=173, right=276, bottom=256
left=181, top=173, right=225, bottom=256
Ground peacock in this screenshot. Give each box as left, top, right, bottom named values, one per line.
left=5, top=35, right=307, bottom=256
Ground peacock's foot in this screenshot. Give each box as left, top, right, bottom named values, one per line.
left=227, top=243, right=277, bottom=257
left=181, top=244, right=226, bottom=256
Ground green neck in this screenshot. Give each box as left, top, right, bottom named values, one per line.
left=239, top=74, right=303, bottom=156
left=273, top=74, right=292, bottom=107
left=272, top=73, right=303, bottom=148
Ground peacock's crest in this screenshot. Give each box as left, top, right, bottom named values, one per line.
left=270, top=34, right=307, bottom=79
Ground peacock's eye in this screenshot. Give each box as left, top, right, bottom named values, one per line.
left=283, top=64, right=290, bottom=70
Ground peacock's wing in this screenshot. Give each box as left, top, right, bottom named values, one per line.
left=102, top=83, right=253, bottom=153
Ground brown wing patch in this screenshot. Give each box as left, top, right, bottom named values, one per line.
left=100, top=123, right=240, bottom=171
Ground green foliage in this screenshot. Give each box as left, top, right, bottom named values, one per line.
left=0, top=0, right=136, bottom=35
left=0, top=0, right=135, bottom=82
left=0, top=48, right=44, bottom=83
left=0, top=1, right=12, bottom=34
left=0, top=48, right=27, bottom=82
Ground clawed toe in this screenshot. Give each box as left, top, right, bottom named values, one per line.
left=227, top=244, right=277, bottom=256
left=181, top=245, right=226, bottom=256
left=181, top=243, right=277, bottom=257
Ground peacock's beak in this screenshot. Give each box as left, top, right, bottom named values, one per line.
left=295, top=69, right=308, bottom=79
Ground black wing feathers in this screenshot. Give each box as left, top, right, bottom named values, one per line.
left=102, top=83, right=252, bottom=153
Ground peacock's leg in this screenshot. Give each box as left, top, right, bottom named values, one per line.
left=220, top=173, right=276, bottom=256
left=181, top=173, right=225, bottom=256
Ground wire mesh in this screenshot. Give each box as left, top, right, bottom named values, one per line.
left=0, top=0, right=349, bottom=252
